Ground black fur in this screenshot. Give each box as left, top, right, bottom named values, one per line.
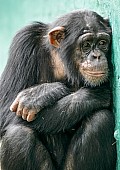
left=0, top=10, right=116, bottom=170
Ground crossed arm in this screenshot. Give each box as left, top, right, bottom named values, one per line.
left=10, top=82, right=70, bottom=121
left=10, top=82, right=111, bottom=133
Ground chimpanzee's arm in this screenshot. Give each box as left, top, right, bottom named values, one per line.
left=25, top=87, right=111, bottom=133
left=10, top=82, right=70, bottom=121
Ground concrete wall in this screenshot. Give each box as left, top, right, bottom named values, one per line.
left=0, top=0, right=119, bottom=169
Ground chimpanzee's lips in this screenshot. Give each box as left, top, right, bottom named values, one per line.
left=85, top=70, right=106, bottom=77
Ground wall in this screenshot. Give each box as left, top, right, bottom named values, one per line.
left=0, top=0, right=119, bottom=169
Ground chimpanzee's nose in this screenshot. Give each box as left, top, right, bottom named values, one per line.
left=92, top=51, right=101, bottom=59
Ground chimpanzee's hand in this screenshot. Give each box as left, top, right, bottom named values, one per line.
left=10, top=82, right=70, bottom=122
left=10, top=89, right=40, bottom=122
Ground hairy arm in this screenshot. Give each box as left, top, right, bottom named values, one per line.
left=21, top=87, right=111, bottom=133
left=10, top=82, right=70, bottom=121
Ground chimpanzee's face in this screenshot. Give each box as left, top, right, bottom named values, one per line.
left=48, top=11, right=111, bottom=87
left=75, top=32, right=110, bottom=86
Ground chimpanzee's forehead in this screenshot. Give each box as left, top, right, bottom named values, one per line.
left=83, top=14, right=104, bottom=32
left=81, top=14, right=110, bottom=35
left=67, top=11, right=109, bottom=31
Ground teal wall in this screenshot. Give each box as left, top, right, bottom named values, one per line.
left=0, top=0, right=120, bottom=169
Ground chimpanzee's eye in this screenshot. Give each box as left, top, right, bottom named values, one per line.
left=82, top=41, right=91, bottom=53
left=98, top=40, right=109, bottom=51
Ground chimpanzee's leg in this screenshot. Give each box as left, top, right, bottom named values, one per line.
left=1, top=124, right=55, bottom=170
left=64, top=110, right=116, bottom=170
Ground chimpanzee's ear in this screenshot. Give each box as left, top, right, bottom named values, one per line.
left=48, top=26, right=65, bottom=48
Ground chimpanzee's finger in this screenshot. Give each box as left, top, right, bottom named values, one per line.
left=22, top=107, right=29, bottom=120
left=16, top=103, right=24, bottom=116
left=27, top=110, right=36, bottom=122
left=10, top=98, right=19, bottom=112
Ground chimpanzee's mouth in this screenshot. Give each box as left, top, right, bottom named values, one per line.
left=81, top=69, right=108, bottom=86
left=85, top=70, right=106, bottom=77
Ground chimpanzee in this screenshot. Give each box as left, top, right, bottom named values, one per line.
left=0, top=10, right=116, bottom=170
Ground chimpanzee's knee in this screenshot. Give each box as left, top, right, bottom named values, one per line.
left=64, top=110, right=116, bottom=170
left=1, top=124, right=55, bottom=170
